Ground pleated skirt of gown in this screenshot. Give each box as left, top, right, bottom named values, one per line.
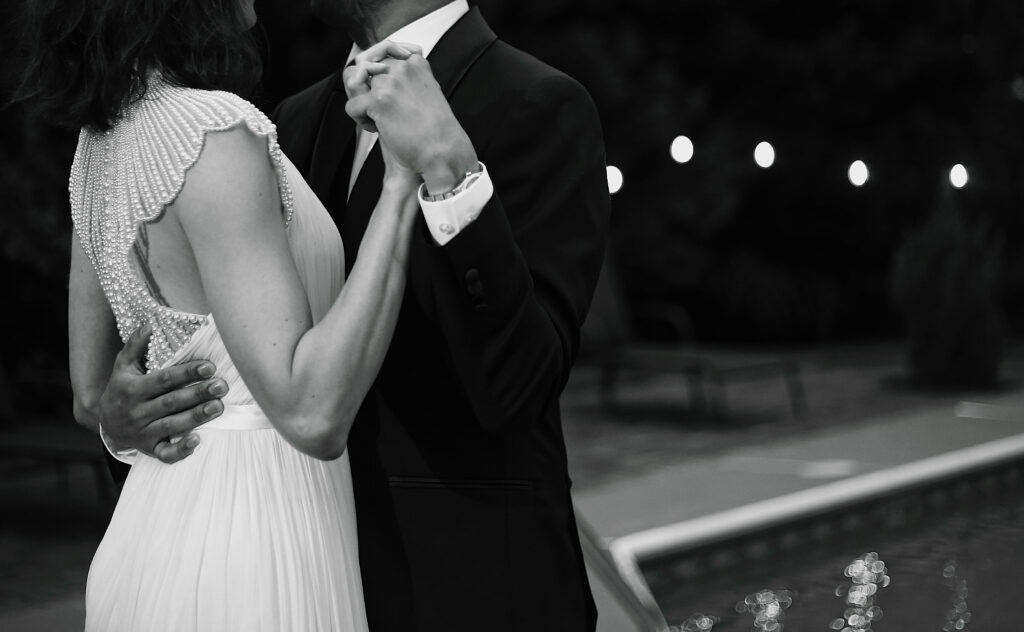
left=84, top=401, right=367, bottom=631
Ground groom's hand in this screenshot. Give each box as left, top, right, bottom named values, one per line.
left=98, top=325, right=227, bottom=463
left=342, top=40, right=422, bottom=131
left=344, top=40, right=479, bottom=195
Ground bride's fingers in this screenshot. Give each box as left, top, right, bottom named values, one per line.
left=394, top=42, right=423, bottom=57
left=343, top=61, right=389, bottom=99
left=344, top=92, right=378, bottom=134
left=354, top=40, right=422, bottom=66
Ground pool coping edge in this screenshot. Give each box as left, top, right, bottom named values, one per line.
left=603, top=400, right=1024, bottom=626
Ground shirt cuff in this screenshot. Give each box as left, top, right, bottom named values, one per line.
left=99, top=424, right=138, bottom=465
left=418, top=162, right=494, bottom=246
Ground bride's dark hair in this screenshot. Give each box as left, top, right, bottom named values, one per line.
left=13, top=0, right=262, bottom=131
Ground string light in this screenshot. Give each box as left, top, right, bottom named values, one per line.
left=649, top=138, right=974, bottom=194
left=950, top=164, right=969, bottom=188
left=606, top=165, right=624, bottom=194
left=670, top=135, right=694, bottom=163
left=754, top=141, right=775, bottom=168
left=848, top=160, right=869, bottom=186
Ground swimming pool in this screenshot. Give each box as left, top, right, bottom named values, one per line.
left=644, top=481, right=1024, bottom=630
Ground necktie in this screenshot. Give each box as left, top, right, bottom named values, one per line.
left=307, top=85, right=355, bottom=204
left=332, top=133, right=385, bottom=275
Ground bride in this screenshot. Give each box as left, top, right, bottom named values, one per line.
left=18, top=0, right=419, bottom=629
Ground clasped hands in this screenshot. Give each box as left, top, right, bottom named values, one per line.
left=342, top=40, right=478, bottom=195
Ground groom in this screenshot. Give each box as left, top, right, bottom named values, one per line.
left=96, top=0, right=609, bottom=629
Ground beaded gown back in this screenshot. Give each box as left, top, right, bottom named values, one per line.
left=71, top=78, right=368, bottom=631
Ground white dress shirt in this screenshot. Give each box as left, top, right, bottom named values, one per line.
left=345, top=0, right=493, bottom=246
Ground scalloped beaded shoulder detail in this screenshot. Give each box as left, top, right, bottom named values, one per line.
left=69, top=77, right=295, bottom=370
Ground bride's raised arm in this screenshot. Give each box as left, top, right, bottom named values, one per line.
left=174, top=126, right=419, bottom=460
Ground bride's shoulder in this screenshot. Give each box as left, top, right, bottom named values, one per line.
left=140, top=81, right=291, bottom=203
left=129, top=79, right=275, bottom=139
left=118, top=77, right=289, bottom=184
left=72, top=77, right=292, bottom=229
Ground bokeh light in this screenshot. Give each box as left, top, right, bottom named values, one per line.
left=848, top=160, right=869, bottom=187
left=670, top=135, right=694, bottom=163
left=754, top=141, right=775, bottom=168
left=950, top=164, right=969, bottom=188
left=606, top=165, right=624, bottom=194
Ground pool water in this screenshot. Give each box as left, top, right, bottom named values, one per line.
left=645, top=488, right=1024, bottom=631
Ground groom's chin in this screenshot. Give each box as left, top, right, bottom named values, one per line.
left=309, top=0, right=364, bottom=27
left=309, top=0, right=343, bottom=24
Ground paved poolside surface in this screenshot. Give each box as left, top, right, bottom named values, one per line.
left=576, top=394, right=1024, bottom=542
left=4, top=345, right=1024, bottom=631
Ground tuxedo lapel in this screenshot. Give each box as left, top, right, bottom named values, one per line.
left=308, top=72, right=357, bottom=204
left=426, top=7, right=497, bottom=99
left=338, top=7, right=499, bottom=267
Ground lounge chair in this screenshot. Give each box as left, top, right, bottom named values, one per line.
left=581, top=255, right=807, bottom=419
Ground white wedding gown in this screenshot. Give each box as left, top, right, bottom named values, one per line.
left=70, top=77, right=368, bottom=631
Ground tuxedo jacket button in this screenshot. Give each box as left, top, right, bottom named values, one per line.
left=465, top=269, right=484, bottom=297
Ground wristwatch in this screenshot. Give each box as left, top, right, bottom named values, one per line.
left=420, top=163, right=484, bottom=202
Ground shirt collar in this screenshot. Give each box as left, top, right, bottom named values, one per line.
left=345, top=0, right=469, bottom=65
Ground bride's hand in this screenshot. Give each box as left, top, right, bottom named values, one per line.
left=379, top=140, right=421, bottom=239
left=380, top=139, right=421, bottom=193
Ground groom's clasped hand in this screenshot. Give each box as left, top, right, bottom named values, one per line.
left=342, top=40, right=479, bottom=193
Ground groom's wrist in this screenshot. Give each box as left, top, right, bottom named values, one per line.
left=99, top=423, right=139, bottom=464
left=420, top=139, right=479, bottom=196
left=418, top=163, right=492, bottom=246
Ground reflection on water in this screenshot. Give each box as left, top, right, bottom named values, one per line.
left=942, top=560, right=971, bottom=632
left=830, top=553, right=889, bottom=631
left=649, top=490, right=1024, bottom=631
left=736, top=589, right=791, bottom=631
left=672, top=613, right=718, bottom=631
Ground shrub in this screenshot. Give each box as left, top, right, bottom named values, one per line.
left=890, top=187, right=1004, bottom=387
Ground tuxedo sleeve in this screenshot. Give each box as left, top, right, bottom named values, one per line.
left=433, top=73, right=609, bottom=433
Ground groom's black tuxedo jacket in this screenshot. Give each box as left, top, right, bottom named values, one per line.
left=273, top=8, right=608, bottom=631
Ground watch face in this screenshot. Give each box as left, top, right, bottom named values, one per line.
left=425, top=173, right=475, bottom=202
left=421, top=165, right=485, bottom=203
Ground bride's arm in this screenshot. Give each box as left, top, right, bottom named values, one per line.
left=175, top=126, right=418, bottom=460
left=68, top=233, right=122, bottom=434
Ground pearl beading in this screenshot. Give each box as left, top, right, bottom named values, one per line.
left=69, top=77, right=295, bottom=370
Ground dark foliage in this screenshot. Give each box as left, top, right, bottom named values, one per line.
left=475, top=0, right=1024, bottom=344
left=891, top=186, right=1005, bottom=387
